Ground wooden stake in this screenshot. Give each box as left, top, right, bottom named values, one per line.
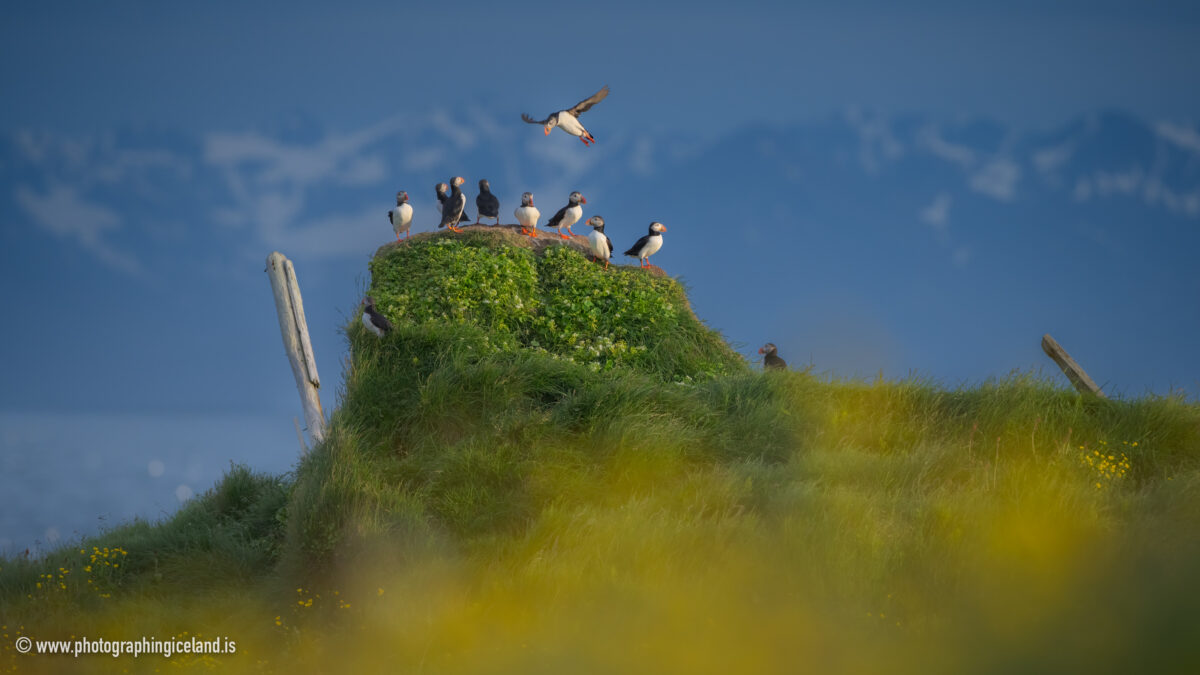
left=293, top=416, right=308, bottom=455
left=267, top=252, right=326, bottom=448
left=1041, top=334, right=1106, bottom=398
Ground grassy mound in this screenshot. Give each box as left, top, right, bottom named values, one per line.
left=3, top=230, right=1200, bottom=674
left=366, top=230, right=744, bottom=381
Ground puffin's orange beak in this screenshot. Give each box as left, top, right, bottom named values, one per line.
left=581, top=197, right=587, bottom=204
left=544, top=126, right=551, bottom=136
left=758, top=348, right=764, bottom=354
left=660, top=225, right=667, bottom=231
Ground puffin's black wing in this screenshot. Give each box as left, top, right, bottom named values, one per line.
left=367, top=307, right=393, bottom=335
left=605, top=235, right=613, bottom=256
left=521, top=113, right=551, bottom=125
left=624, top=234, right=650, bottom=257
left=439, top=193, right=466, bottom=229
left=477, top=191, right=500, bottom=218
left=568, top=86, right=610, bottom=116
left=547, top=204, right=570, bottom=228
left=765, top=354, right=787, bottom=370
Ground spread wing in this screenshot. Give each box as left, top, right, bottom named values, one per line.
left=568, top=85, right=610, bottom=116
left=521, top=113, right=552, bottom=125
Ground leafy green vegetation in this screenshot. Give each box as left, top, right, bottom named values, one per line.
left=367, top=232, right=744, bottom=381
left=3, top=231, right=1199, bottom=674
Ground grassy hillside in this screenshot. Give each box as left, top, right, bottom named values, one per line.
left=3, top=229, right=1199, bottom=674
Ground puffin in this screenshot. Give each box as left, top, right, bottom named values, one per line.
left=362, top=297, right=393, bottom=337
left=759, top=343, right=787, bottom=370
left=586, top=216, right=613, bottom=269
left=435, top=182, right=470, bottom=224
left=438, top=177, right=468, bottom=232
left=514, top=192, right=541, bottom=237
left=475, top=179, right=501, bottom=226
left=623, top=222, right=667, bottom=268
left=388, top=191, right=413, bottom=241
left=521, top=85, right=610, bottom=146
left=547, top=191, right=586, bottom=239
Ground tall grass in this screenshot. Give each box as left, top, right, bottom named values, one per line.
left=3, top=232, right=1198, bottom=673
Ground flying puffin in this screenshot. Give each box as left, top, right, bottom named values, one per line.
left=475, top=179, right=500, bottom=226
left=514, top=192, right=541, bottom=237
left=388, top=191, right=413, bottom=241
left=438, top=177, right=468, bottom=232
left=547, top=191, right=586, bottom=239
left=521, top=86, right=610, bottom=146
left=623, top=222, right=667, bottom=268
left=435, top=182, right=470, bottom=225
left=586, top=216, right=613, bottom=269
left=759, top=343, right=787, bottom=370
left=362, top=297, right=393, bottom=337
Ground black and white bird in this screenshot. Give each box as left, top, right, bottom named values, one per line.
left=514, top=192, right=541, bottom=238
left=547, top=191, right=586, bottom=239
left=435, top=182, right=470, bottom=225
left=586, top=216, right=613, bottom=269
left=759, top=343, right=787, bottom=370
left=521, top=86, right=610, bottom=146
left=623, top=222, right=667, bottom=268
left=388, top=191, right=413, bottom=241
left=362, top=297, right=393, bottom=337
left=438, top=177, right=468, bottom=232
left=475, top=179, right=500, bottom=226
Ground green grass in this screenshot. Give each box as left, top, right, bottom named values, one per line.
left=3, top=231, right=1199, bottom=673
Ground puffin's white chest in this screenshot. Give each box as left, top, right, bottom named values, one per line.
left=515, top=205, right=540, bottom=228
left=638, top=234, right=663, bottom=259
left=391, top=203, right=413, bottom=233
left=362, top=312, right=384, bottom=337
left=556, top=112, right=586, bottom=137
left=560, top=204, right=583, bottom=229
left=588, top=230, right=611, bottom=260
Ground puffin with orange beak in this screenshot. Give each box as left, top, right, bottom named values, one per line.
left=623, top=222, right=667, bottom=268
left=547, top=191, right=586, bottom=239
left=514, top=192, right=541, bottom=237
left=758, top=343, right=787, bottom=370
left=521, top=86, right=609, bottom=145
left=438, top=176, right=468, bottom=233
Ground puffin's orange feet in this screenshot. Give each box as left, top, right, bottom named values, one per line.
left=559, top=232, right=569, bottom=240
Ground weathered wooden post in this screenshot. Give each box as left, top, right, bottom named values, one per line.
left=1041, top=334, right=1106, bottom=398
left=267, top=252, right=325, bottom=448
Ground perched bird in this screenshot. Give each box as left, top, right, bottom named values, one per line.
left=514, top=192, right=541, bottom=237
left=475, top=179, right=501, bottom=226
left=435, top=182, right=470, bottom=224
left=388, top=191, right=413, bottom=241
left=759, top=343, right=787, bottom=370
left=521, top=85, right=610, bottom=146
left=547, top=191, right=586, bottom=239
left=623, top=222, right=667, bottom=268
left=586, top=216, right=613, bottom=269
left=362, top=297, right=393, bottom=337
left=438, top=177, right=468, bottom=232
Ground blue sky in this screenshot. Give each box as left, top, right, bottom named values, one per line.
left=2, top=0, right=1199, bottom=551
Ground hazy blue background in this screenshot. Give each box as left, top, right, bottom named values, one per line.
left=2, top=0, right=1199, bottom=552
